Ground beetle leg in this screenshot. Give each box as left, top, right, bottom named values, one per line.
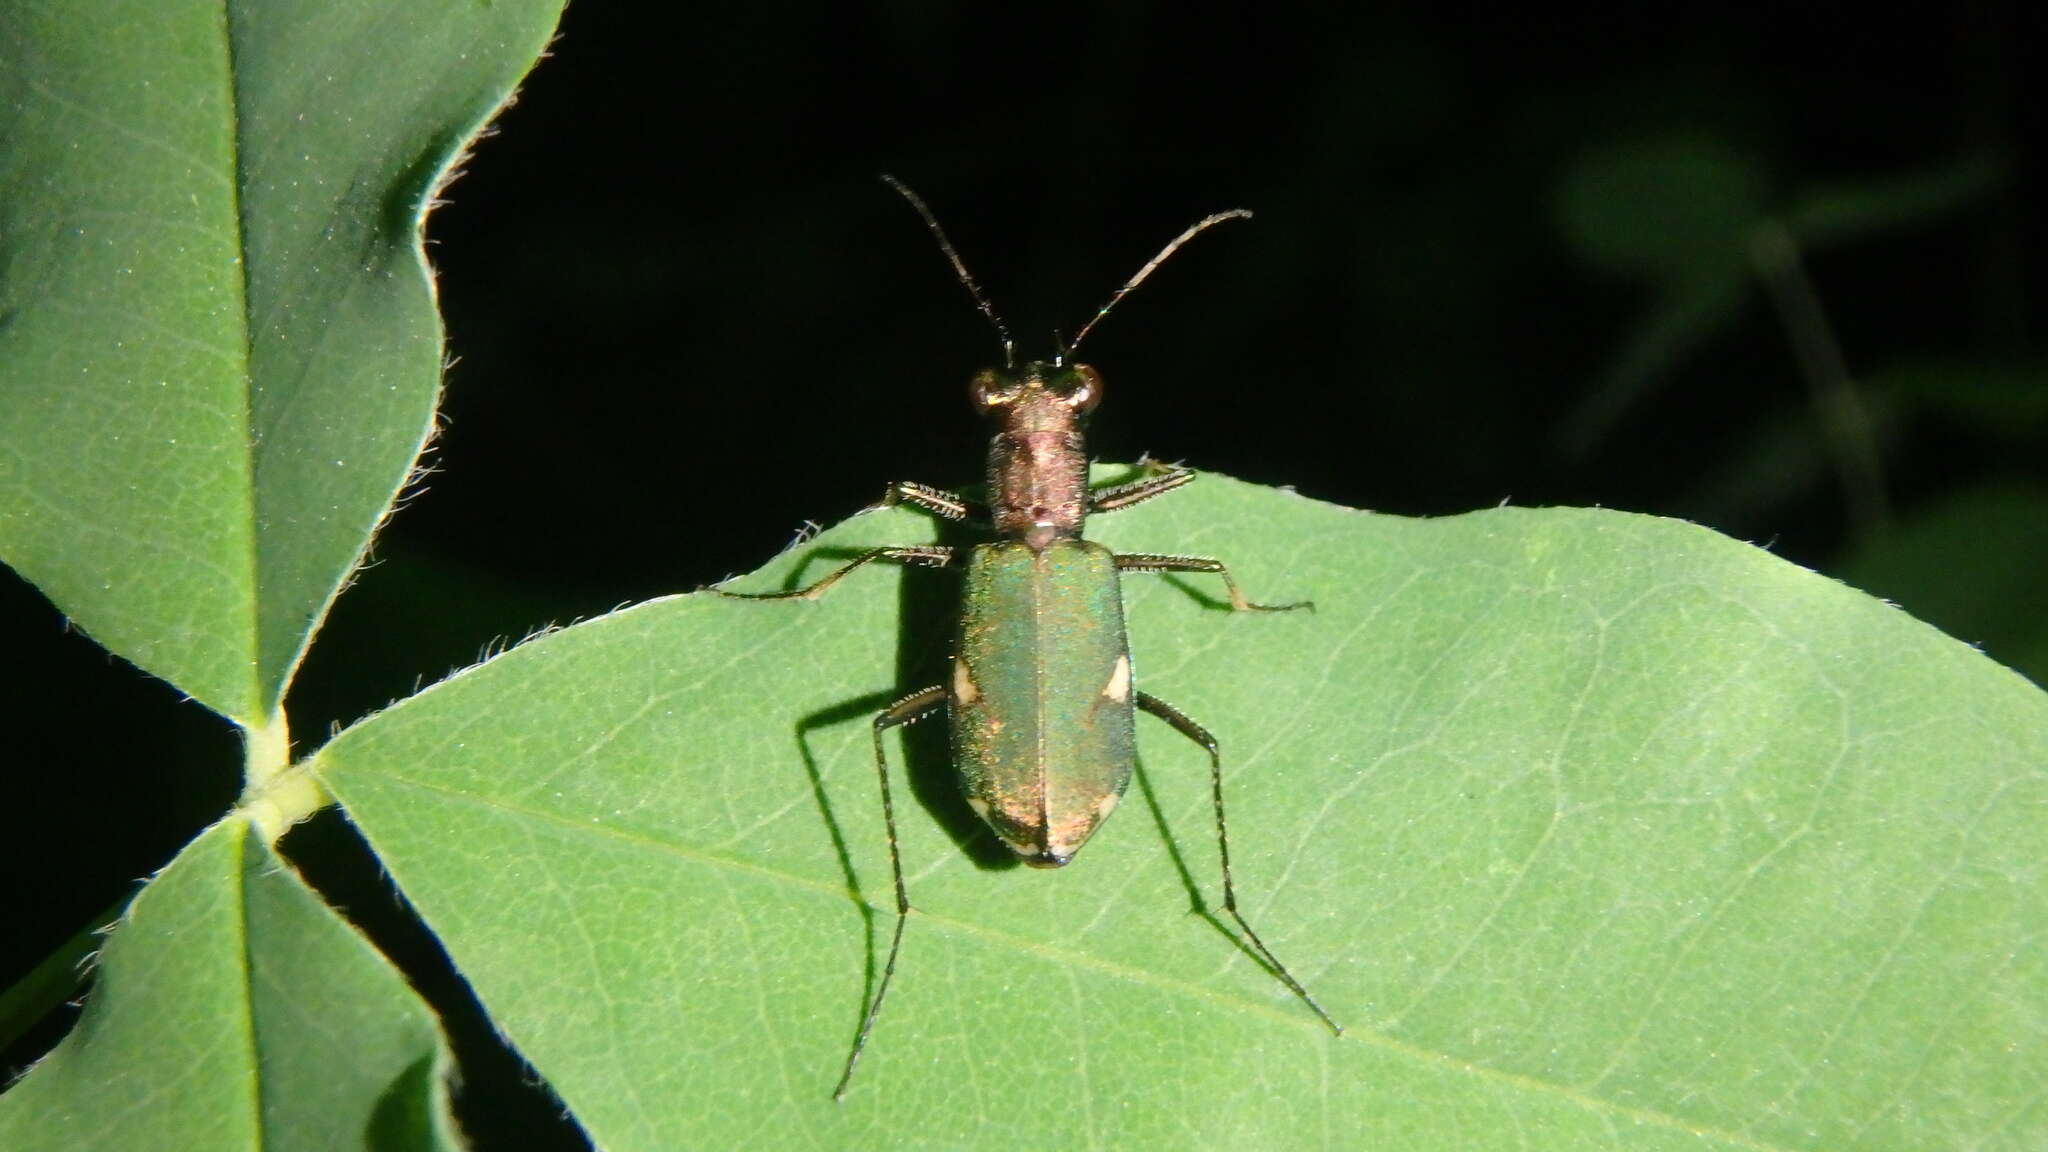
left=1089, top=465, right=1195, bottom=514
left=1113, top=552, right=1312, bottom=612
left=878, top=479, right=983, bottom=522
left=712, top=545, right=954, bottom=601
left=1135, top=691, right=1343, bottom=1037
left=836, top=684, right=947, bottom=1100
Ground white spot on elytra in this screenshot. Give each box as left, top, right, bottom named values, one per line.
left=1102, top=653, right=1131, bottom=702
left=952, top=659, right=979, bottom=704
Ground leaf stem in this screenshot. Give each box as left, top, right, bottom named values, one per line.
left=238, top=708, right=327, bottom=842
left=1749, top=221, right=1891, bottom=541
left=0, top=894, right=130, bottom=1057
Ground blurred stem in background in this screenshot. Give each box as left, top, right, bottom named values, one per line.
left=1750, top=221, right=1891, bottom=543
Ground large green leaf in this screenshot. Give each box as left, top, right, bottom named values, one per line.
left=1836, top=477, right=2048, bottom=686
left=315, top=471, right=2047, bottom=1148
left=0, top=817, right=459, bottom=1151
left=0, top=0, right=564, bottom=722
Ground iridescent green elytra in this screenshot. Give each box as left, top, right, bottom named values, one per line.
left=954, top=539, right=1135, bottom=864
left=715, top=180, right=1341, bottom=1099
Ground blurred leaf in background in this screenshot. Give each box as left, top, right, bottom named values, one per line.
left=1552, top=130, right=2037, bottom=683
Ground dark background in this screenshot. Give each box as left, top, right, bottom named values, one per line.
left=6, top=4, right=2044, bottom=1146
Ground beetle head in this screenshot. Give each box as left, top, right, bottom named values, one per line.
left=970, top=362, right=1102, bottom=423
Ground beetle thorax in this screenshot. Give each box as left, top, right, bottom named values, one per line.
left=974, top=363, right=1100, bottom=550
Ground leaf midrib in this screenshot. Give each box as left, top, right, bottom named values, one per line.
left=321, top=762, right=1806, bottom=1152
left=219, top=0, right=263, bottom=723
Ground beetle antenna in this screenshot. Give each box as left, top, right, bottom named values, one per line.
left=1065, top=209, right=1252, bottom=355
left=882, top=175, right=1014, bottom=368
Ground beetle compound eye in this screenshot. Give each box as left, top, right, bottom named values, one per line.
left=1063, top=365, right=1104, bottom=413
left=970, top=369, right=1020, bottom=412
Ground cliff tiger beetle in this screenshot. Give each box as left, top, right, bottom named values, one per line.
left=717, top=178, right=1341, bottom=1098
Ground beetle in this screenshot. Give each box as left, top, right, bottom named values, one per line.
left=718, top=178, right=1341, bottom=1098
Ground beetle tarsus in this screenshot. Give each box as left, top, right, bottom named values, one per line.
left=714, top=545, right=955, bottom=602
left=836, top=684, right=947, bottom=1100
left=1135, top=691, right=1343, bottom=1037
left=1112, top=552, right=1312, bottom=613
left=879, top=479, right=976, bottom=521
left=1088, top=465, right=1197, bottom=514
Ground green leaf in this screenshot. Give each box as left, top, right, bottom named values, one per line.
left=1786, top=150, right=2007, bottom=248
left=0, top=817, right=459, bottom=1151
left=1877, top=358, right=2048, bottom=443
left=315, top=472, right=2048, bottom=1148
left=1555, top=277, right=1747, bottom=457
left=1552, top=135, right=1767, bottom=285
left=1548, top=134, right=1765, bottom=454
left=0, top=0, right=565, bottom=722
left=1837, top=477, right=2048, bottom=686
